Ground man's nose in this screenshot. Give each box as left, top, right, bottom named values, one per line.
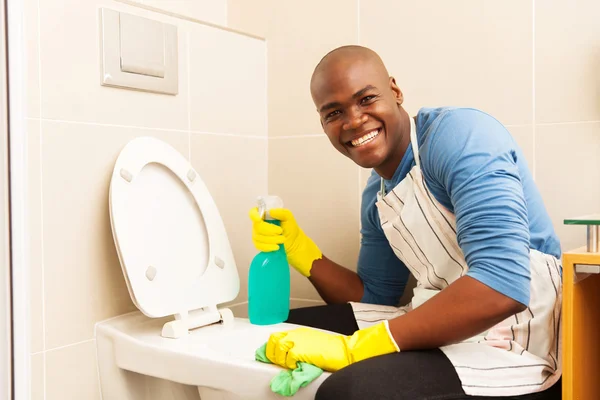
left=342, top=110, right=368, bottom=131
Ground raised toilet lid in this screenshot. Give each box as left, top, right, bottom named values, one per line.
left=109, top=137, right=239, bottom=318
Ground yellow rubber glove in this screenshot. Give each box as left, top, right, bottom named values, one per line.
left=249, top=207, right=322, bottom=277
left=266, top=321, right=400, bottom=372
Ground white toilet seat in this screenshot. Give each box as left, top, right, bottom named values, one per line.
left=100, top=137, right=328, bottom=399
left=109, top=137, right=238, bottom=327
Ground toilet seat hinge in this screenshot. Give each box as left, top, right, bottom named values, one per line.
left=161, top=305, right=231, bottom=339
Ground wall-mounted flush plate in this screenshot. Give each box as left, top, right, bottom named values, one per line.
left=99, top=8, right=178, bottom=95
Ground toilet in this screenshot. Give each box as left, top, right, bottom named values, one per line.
left=95, top=137, right=330, bottom=399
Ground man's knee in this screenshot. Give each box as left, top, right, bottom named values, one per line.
left=315, top=362, right=377, bottom=400
left=316, top=354, right=401, bottom=399
left=315, top=370, right=354, bottom=400
left=315, top=351, right=459, bottom=400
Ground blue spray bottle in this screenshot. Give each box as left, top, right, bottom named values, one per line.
left=248, top=196, right=290, bottom=325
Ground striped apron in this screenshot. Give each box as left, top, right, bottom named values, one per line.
left=350, top=116, right=562, bottom=397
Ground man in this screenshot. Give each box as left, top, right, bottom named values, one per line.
left=250, top=45, right=562, bottom=399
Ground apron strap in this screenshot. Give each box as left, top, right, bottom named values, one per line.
left=409, top=116, right=419, bottom=167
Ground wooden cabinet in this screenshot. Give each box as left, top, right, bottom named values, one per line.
left=562, top=248, right=600, bottom=399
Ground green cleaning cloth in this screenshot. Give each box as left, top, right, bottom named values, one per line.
left=255, top=343, right=323, bottom=397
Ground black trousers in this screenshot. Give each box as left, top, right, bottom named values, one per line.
left=286, top=304, right=562, bottom=400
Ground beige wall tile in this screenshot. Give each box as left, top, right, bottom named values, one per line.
left=269, top=137, right=360, bottom=300
left=28, top=120, right=44, bottom=353
left=189, top=25, right=266, bottom=136
left=39, top=0, right=188, bottom=129
left=143, top=0, right=227, bottom=26
left=190, top=135, right=268, bottom=308
left=536, top=0, right=600, bottom=123
left=31, top=353, right=44, bottom=400
left=506, top=125, right=534, bottom=173
left=268, top=1, right=358, bottom=137
left=42, top=121, right=189, bottom=349
left=229, top=302, right=248, bottom=318
left=24, top=0, right=40, bottom=118
left=360, top=0, right=533, bottom=126
left=535, top=123, right=600, bottom=252
left=227, top=0, right=269, bottom=38
left=46, top=340, right=100, bottom=400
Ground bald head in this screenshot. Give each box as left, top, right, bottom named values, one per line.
left=310, top=45, right=390, bottom=99
left=308, top=45, right=408, bottom=177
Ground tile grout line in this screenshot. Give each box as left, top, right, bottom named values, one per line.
left=44, top=338, right=95, bottom=354
left=265, top=134, right=269, bottom=195
left=30, top=117, right=272, bottom=138
left=39, top=124, right=46, bottom=400
left=42, top=352, right=46, bottom=400
left=265, top=39, right=269, bottom=194
left=35, top=0, right=46, bottom=395
left=505, top=123, right=535, bottom=128
left=95, top=310, right=138, bottom=325
left=94, top=325, right=104, bottom=399
left=30, top=348, right=47, bottom=381
left=29, top=117, right=600, bottom=130
left=187, top=30, right=191, bottom=162
left=270, top=135, right=323, bottom=139
left=536, top=121, right=600, bottom=126
left=190, top=131, right=267, bottom=139
left=357, top=0, right=360, bottom=44
left=36, top=117, right=190, bottom=133
left=532, top=0, right=536, bottom=181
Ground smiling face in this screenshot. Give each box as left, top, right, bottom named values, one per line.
left=310, top=47, right=410, bottom=179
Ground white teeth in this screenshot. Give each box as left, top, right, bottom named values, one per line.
left=351, top=129, right=380, bottom=147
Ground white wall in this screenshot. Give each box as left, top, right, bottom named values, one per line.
left=0, top=0, right=12, bottom=397
left=22, top=0, right=267, bottom=398
left=227, top=0, right=600, bottom=304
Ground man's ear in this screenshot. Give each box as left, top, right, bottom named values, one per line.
left=389, top=77, right=404, bottom=105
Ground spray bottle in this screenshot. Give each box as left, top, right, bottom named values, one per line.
left=248, top=196, right=290, bottom=325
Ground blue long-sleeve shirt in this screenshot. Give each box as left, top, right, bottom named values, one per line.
left=359, top=107, right=561, bottom=307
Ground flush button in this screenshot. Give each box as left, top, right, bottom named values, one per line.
left=99, top=8, right=179, bottom=95
left=119, top=12, right=166, bottom=78
left=146, top=266, right=157, bottom=281
left=215, top=257, right=225, bottom=269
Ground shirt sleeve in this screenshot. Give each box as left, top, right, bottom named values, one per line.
left=421, top=109, right=531, bottom=306
left=357, top=173, right=411, bottom=306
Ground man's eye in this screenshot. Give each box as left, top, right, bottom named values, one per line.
left=361, top=95, right=376, bottom=104
left=326, top=110, right=341, bottom=119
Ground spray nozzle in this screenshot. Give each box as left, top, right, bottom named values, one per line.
left=256, top=196, right=284, bottom=221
